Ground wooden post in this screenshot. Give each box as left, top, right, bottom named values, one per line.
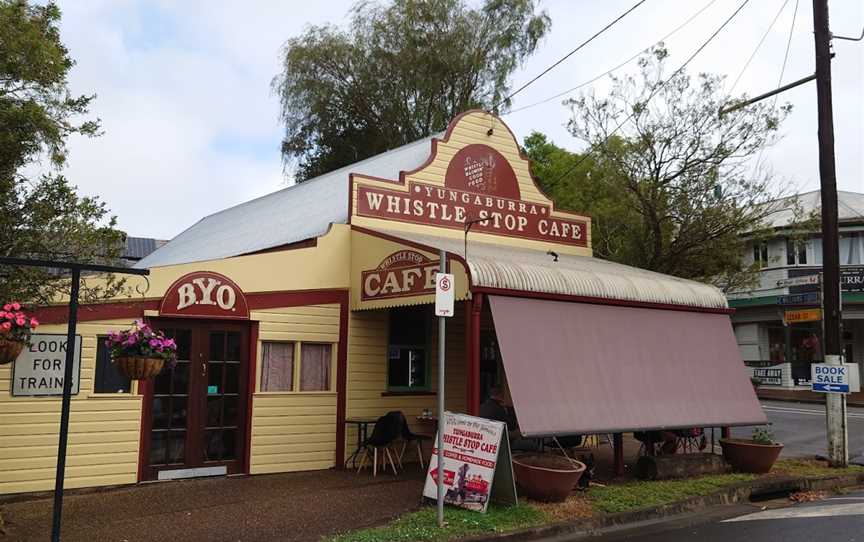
left=613, top=433, right=624, bottom=477
left=721, top=427, right=731, bottom=439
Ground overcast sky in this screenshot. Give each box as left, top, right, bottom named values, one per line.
left=54, top=0, right=863, bottom=239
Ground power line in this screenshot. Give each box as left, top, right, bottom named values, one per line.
left=728, top=0, right=791, bottom=94
left=505, top=0, right=718, bottom=116
left=542, top=0, right=752, bottom=191
left=492, top=0, right=648, bottom=112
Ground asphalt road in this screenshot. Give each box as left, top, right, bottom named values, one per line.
left=573, top=490, right=864, bottom=542
left=731, top=400, right=864, bottom=464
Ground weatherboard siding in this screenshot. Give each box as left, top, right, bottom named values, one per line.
left=344, top=304, right=467, bottom=460
left=0, top=320, right=142, bottom=495
left=248, top=304, right=341, bottom=474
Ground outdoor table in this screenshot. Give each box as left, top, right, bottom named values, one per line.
left=344, top=417, right=378, bottom=469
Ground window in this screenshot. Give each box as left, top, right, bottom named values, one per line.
left=261, top=342, right=294, bottom=392
left=300, top=344, right=332, bottom=391
left=94, top=336, right=131, bottom=393
left=260, top=341, right=333, bottom=392
left=387, top=306, right=429, bottom=390
left=786, top=239, right=808, bottom=265
left=752, top=241, right=769, bottom=266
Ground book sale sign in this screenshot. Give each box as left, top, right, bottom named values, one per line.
left=423, top=412, right=517, bottom=512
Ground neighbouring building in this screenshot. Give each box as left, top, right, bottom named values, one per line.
left=0, top=111, right=765, bottom=496
left=727, top=190, right=864, bottom=388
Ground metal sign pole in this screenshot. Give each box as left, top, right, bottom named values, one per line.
left=51, top=268, right=80, bottom=542
left=437, top=249, right=447, bottom=528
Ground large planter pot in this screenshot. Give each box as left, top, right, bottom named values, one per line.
left=114, top=356, right=165, bottom=380
left=719, top=438, right=783, bottom=474
left=512, top=453, right=586, bottom=502
left=0, top=339, right=24, bottom=365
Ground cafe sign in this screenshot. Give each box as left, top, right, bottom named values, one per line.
left=159, top=271, right=249, bottom=319
left=355, top=144, right=588, bottom=247
left=362, top=250, right=439, bottom=301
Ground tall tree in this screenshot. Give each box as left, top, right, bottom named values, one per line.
left=528, top=47, right=791, bottom=291
left=273, top=0, right=550, bottom=181
left=0, top=0, right=126, bottom=305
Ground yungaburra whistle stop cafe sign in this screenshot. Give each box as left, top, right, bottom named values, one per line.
left=12, top=334, right=82, bottom=396
left=159, top=271, right=249, bottom=319
left=423, top=412, right=517, bottom=513
left=356, top=143, right=588, bottom=247
left=361, top=250, right=439, bottom=301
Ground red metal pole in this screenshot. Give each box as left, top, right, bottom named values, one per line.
left=469, top=293, right=483, bottom=415
left=721, top=427, right=731, bottom=439
left=613, top=433, right=625, bottom=477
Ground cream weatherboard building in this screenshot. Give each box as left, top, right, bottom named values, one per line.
left=0, top=111, right=765, bottom=496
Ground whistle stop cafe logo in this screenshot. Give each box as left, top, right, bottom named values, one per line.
left=361, top=250, right=439, bottom=301
left=356, top=144, right=587, bottom=246
left=159, top=271, right=250, bottom=319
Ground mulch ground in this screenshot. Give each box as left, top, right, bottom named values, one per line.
left=0, top=467, right=426, bottom=542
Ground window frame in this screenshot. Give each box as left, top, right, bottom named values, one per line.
left=385, top=307, right=432, bottom=392
left=786, top=238, right=809, bottom=266
left=257, top=340, right=336, bottom=394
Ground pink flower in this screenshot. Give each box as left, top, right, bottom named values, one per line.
left=1, top=322, right=10, bottom=332
left=2, top=304, right=10, bottom=311
left=15, top=318, right=25, bottom=327
left=11, top=302, right=20, bottom=311
left=29, top=318, right=39, bottom=329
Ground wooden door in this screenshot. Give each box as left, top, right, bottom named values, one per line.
left=142, top=321, right=249, bottom=480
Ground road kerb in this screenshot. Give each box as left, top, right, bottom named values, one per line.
left=463, top=473, right=864, bottom=542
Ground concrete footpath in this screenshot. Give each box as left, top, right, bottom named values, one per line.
left=0, top=467, right=426, bottom=542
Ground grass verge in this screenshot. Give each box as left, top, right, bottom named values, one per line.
left=771, top=458, right=864, bottom=478
left=327, top=504, right=547, bottom=542
left=586, top=473, right=756, bottom=514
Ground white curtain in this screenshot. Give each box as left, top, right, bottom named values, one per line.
left=300, top=344, right=332, bottom=391
left=261, top=342, right=294, bottom=391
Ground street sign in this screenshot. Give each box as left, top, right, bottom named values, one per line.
left=811, top=364, right=855, bottom=394
left=777, top=292, right=821, bottom=305
left=777, top=274, right=821, bottom=288
left=435, top=272, right=455, bottom=317
left=784, top=308, right=822, bottom=324
left=11, top=334, right=82, bottom=397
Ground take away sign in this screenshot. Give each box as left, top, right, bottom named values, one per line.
left=784, top=308, right=822, bottom=324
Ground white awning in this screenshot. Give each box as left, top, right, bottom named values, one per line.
left=364, top=228, right=728, bottom=310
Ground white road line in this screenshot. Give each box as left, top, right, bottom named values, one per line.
left=723, top=502, right=864, bottom=522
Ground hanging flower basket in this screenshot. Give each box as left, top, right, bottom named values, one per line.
left=105, top=321, right=177, bottom=380
left=0, top=302, right=39, bottom=365
left=113, top=356, right=165, bottom=380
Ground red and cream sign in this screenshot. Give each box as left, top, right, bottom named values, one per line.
left=361, top=250, right=439, bottom=301
left=159, top=271, right=249, bottom=319
left=356, top=143, right=587, bottom=247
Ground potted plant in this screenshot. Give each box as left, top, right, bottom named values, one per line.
left=105, top=321, right=177, bottom=380
left=0, top=302, right=39, bottom=364
left=720, top=427, right=783, bottom=474
left=511, top=453, right=587, bottom=502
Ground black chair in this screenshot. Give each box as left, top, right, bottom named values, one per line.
left=388, top=411, right=432, bottom=469
left=357, top=413, right=402, bottom=476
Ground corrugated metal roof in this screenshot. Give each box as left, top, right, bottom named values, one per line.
left=368, top=228, right=729, bottom=310
left=763, top=190, right=864, bottom=229
left=123, top=237, right=166, bottom=260
left=135, top=135, right=438, bottom=269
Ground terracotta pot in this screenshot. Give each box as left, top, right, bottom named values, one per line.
left=719, top=438, right=783, bottom=474
left=0, top=339, right=24, bottom=365
left=114, top=356, right=165, bottom=380
left=512, top=453, right=586, bottom=502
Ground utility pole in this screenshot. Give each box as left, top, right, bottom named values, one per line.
left=812, top=0, right=847, bottom=467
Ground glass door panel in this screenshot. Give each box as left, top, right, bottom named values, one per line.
left=203, top=330, right=242, bottom=463
left=148, top=328, right=191, bottom=469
